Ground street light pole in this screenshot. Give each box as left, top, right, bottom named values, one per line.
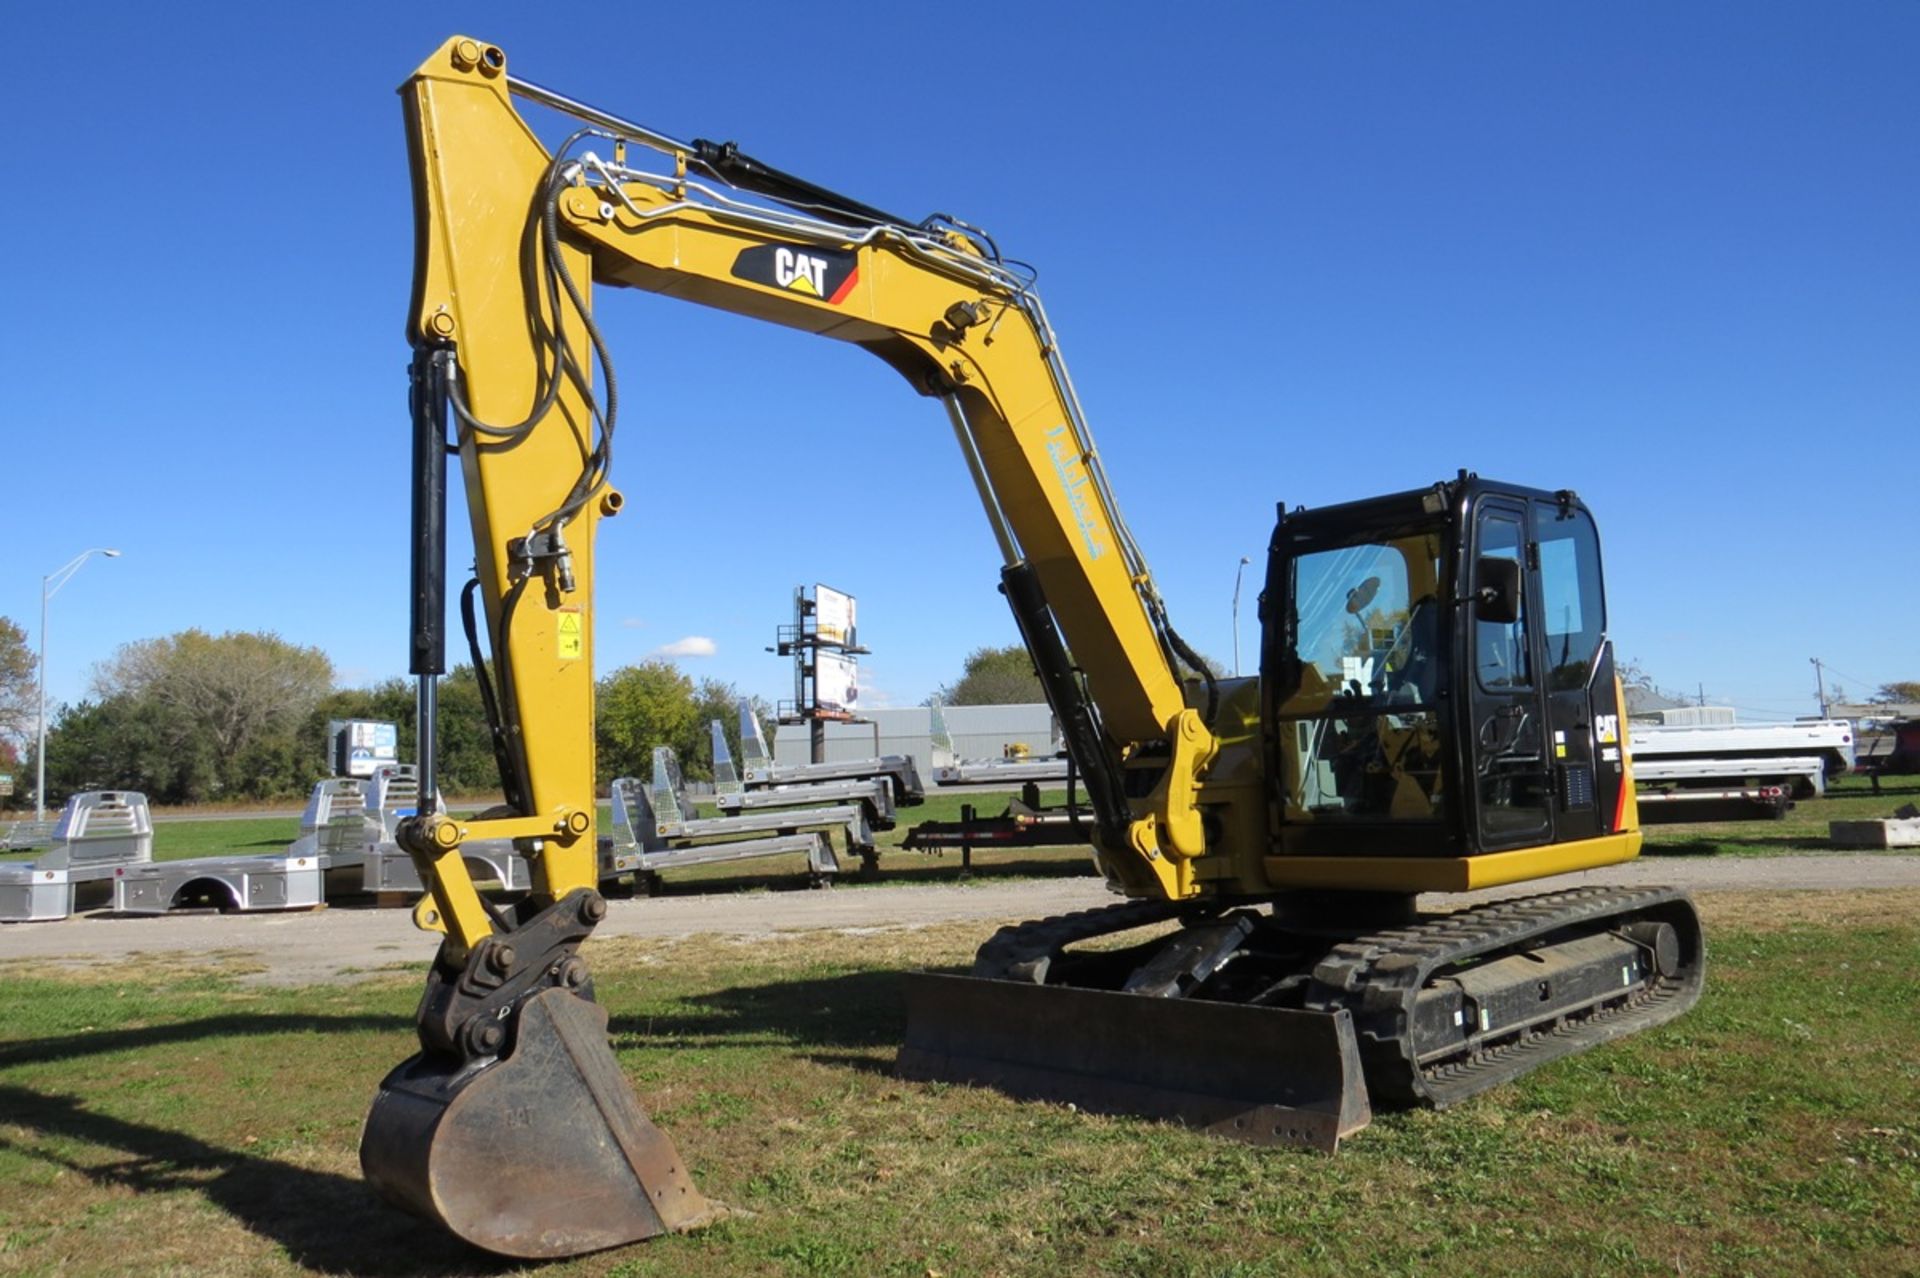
left=35, top=548, right=121, bottom=822
left=1231, top=555, right=1252, bottom=677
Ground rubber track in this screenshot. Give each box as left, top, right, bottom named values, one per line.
left=970, top=899, right=1196, bottom=981
left=1306, top=884, right=1705, bottom=1109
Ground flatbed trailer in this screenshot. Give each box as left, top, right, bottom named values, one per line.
left=1630, top=719, right=1855, bottom=778
left=112, top=851, right=327, bottom=914
left=290, top=770, right=531, bottom=899
left=0, top=792, right=154, bottom=922
left=1633, top=754, right=1827, bottom=801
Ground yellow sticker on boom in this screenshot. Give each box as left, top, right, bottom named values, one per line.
left=557, top=608, right=583, bottom=660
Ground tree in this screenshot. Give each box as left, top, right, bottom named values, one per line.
left=688, top=678, right=767, bottom=782
left=42, top=694, right=218, bottom=806
left=435, top=666, right=506, bottom=794
left=935, top=644, right=1044, bottom=706
left=596, top=660, right=699, bottom=785
left=0, top=737, right=17, bottom=811
left=86, top=629, right=334, bottom=802
left=298, top=668, right=511, bottom=798
left=0, top=616, right=34, bottom=748
left=1873, top=681, right=1920, bottom=705
left=1616, top=658, right=1690, bottom=709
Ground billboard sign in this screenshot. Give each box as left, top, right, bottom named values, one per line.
left=329, top=718, right=400, bottom=778
left=815, top=651, right=860, bottom=715
left=814, top=584, right=856, bottom=648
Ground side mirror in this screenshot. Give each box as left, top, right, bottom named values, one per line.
left=1475, top=556, right=1522, bottom=624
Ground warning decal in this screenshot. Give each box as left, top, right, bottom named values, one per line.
left=557, top=609, right=583, bottom=660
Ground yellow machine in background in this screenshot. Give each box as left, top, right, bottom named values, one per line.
left=361, top=37, right=1704, bottom=1259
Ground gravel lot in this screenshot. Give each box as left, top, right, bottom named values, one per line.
left=0, top=854, right=1915, bottom=985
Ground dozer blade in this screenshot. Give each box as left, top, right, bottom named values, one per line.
left=897, top=973, right=1372, bottom=1152
left=361, top=986, right=713, bottom=1259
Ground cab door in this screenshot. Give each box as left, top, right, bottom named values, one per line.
left=1532, top=497, right=1612, bottom=841
left=1465, top=500, right=1552, bottom=850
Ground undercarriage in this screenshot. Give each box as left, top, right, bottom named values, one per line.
left=899, top=885, right=1704, bottom=1149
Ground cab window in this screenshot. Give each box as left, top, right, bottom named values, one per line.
left=1475, top=515, right=1531, bottom=690
left=1534, top=503, right=1604, bottom=691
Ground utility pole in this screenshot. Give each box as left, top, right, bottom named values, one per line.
left=36, top=548, right=122, bottom=821
left=1810, top=657, right=1829, bottom=718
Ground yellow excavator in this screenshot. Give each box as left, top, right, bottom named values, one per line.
left=362, top=36, right=1705, bottom=1259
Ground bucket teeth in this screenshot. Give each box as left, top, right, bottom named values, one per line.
left=362, top=987, right=714, bottom=1259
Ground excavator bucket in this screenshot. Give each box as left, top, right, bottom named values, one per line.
left=361, top=987, right=713, bottom=1259
left=897, top=973, right=1372, bottom=1152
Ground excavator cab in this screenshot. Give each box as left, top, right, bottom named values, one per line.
left=902, top=475, right=1700, bottom=1142
left=1263, top=475, right=1634, bottom=870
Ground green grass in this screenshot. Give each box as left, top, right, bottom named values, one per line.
left=151, top=816, right=306, bottom=862
left=1640, top=772, right=1920, bottom=859
left=0, top=898, right=1915, bottom=1277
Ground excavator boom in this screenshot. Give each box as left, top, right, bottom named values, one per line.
left=365, top=35, right=1241, bottom=1257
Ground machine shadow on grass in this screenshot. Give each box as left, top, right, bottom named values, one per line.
left=1641, top=833, right=1836, bottom=856
left=0, top=1012, right=408, bottom=1070
left=610, top=969, right=939, bottom=1054
left=0, top=1085, right=499, bottom=1277
left=611, top=970, right=943, bottom=1087
left=0, top=1012, right=503, bottom=1277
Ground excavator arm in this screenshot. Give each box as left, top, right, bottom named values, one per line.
left=364, top=35, right=1239, bottom=1258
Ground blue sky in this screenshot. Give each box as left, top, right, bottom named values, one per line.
left=4, top=3, right=1914, bottom=726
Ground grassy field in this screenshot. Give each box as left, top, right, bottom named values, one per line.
left=0, top=891, right=1915, bottom=1277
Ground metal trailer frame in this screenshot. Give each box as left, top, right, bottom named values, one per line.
left=297, top=769, right=532, bottom=899
left=932, top=756, right=1074, bottom=786
left=711, top=719, right=743, bottom=796
left=0, top=791, right=155, bottom=923
left=715, top=774, right=899, bottom=828
left=1629, top=720, right=1856, bottom=777
left=0, top=863, right=73, bottom=922
left=0, top=818, right=57, bottom=853
left=112, top=851, right=328, bottom=915
left=903, top=777, right=1095, bottom=875
left=738, top=702, right=926, bottom=804
left=1633, top=754, right=1827, bottom=799
left=601, top=770, right=840, bottom=890
left=330, top=838, right=532, bottom=897
left=287, top=776, right=378, bottom=860
left=1636, top=784, right=1794, bottom=823
left=650, top=748, right=877, bottom=869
